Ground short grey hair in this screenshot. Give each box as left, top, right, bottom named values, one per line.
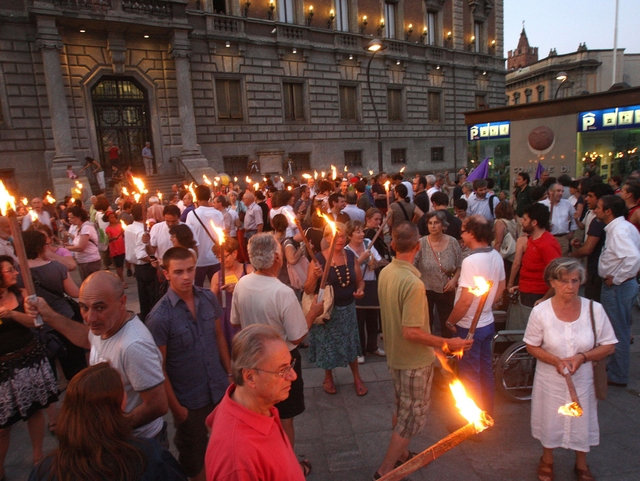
left=426, top=174, right=436, bottom=186
left=392, top=222, right=419, bottom=253
left=231, top=324, right=284, bottom=386
left=424, top=210, right=449, bottom=229
left=247, top=233, right=278, bottom=270
left=544, top=257, right=586, bottom=286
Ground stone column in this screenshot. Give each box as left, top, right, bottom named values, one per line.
left=36, top=15, right=77, bottom=173
left=170, top=30, right=209, bottom=169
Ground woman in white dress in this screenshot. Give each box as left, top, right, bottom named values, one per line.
left=524, top=258, right=617, bottom=481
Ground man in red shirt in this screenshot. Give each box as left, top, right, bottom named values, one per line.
left=513, top=203, right=561, bottom=307
left=205, top=324, right=307, bottom=481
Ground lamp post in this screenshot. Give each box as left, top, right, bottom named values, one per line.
left=554, top=71, right=568, bottom=99
left=365, top=38, right=387, bottom=173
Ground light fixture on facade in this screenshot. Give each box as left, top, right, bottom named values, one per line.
left=349, top=54, right=353, bottom=60
left=405, top=24, right=413, bottom=41
left=396, top=60, right=401, bottom=65
left=445, top=30, right=452, bottom=46
left=292, top=47, right=297, bottom=54
left=268, top=0, right=275, bottom=20
left=469, top=35, right=476, bottom=51
left=143, top=33, right=150, bottom=39
left=378, top=18, right=385, bottom=37
left=360, top=15, right=368, bottom=34
left=420, top=26, right=427, bottom=43
left=555, top=71, right=569, bottom=98
left=225, top=41, right=231, bottom=47
left=328, top=9, right=335, bottom=29
left=307, top=5, right=314, bottom=26
left=79, top=26, right=86, bottom=33
left=436, top=64, right=441, bottom=69
left=244, top=0, right=250, bottom=17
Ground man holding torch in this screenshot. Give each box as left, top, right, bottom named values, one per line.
left=374, top=222, right=473, bottom=479
left=446, top=215, right=505, bottom=416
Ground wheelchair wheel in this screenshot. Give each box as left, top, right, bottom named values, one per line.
left=495, top=341, right=536, bottom=402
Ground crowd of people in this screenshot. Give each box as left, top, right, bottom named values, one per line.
left=0, top=165, right=639, bottom=481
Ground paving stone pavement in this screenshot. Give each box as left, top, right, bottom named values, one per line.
left=4, top=270, right=640, bottom=480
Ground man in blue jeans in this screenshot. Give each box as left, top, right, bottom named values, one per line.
left=446, top=215, right=505, bottom=415
left=595, top=195, right=640, bottom=387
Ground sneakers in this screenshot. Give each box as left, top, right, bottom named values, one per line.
left=357, top=356, right=365, bottom=364
left=373, top=348, right=386, bottom=357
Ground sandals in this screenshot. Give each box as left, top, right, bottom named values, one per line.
left=323, top=378, right=337, bottom=395
left=537, top=456, right=554, bottom=481
left=299, top=459, right=312, bottom=476
left=355, top=380, right=368, bottom=397
left=574, top=466, right=595, bottom=481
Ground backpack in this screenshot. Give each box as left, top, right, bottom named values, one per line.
left=95, top=222, right=110, bottom=252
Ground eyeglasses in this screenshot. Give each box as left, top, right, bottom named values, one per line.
left=253, top=358, right=296, bottom=378
left=1, top=267, right=16, bottom=274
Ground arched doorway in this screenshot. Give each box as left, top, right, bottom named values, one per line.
left=91, top=77, right=153, bottom=175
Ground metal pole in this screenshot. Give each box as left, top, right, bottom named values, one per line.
left=612, top=0, right=619, bottom=85
left=366, top=52, right=383, bottom=173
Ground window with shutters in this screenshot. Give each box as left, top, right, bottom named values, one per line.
left=428, top=91, right=441, bottom=122
left=426, top=11, right=438, bottom=45
left=431, top=147, right=444, bottom=163
left=344, top=150, right=363, bottom=167
left=278, top=0, right=295, bottom=23
left=335, top=0, right=349, bottom=32
left=384, top=1, right=397, bottom=39
left=289, top=152, right=311, bottom=171
left=387, top=88, right=403, bottom=122
left=391, top=148, right=406, bottom=165
left=223, top=156, right=249, bottom=175
left=339, top=85, right=358, bottom=121
left=283, top=82, right=305, bottom=122
left=215, top=79, right=243, bottom=120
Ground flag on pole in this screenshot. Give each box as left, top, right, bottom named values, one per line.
left=466, top=157, right=489, bottom=182
left=535, top=162, right=545, bottom=181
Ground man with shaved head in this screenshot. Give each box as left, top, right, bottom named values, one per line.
left=28, top=270, right=169, bottom=445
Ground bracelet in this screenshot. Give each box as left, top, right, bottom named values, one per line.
left=446, top=321, right=455, bottom=328
left=578, top=352, right=587, bottom=363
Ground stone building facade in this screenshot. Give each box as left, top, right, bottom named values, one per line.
left=0, top=0, right=505, bottom=198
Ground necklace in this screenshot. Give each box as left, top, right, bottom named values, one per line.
left=332, top=252, right=351, bottom=287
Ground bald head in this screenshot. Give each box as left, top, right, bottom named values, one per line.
left=79, top=271, right=128, bottom=338
left=81, top=271, right=125, bottom=299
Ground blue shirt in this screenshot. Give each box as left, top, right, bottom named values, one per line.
left=147, top=286, right=227, bottom=410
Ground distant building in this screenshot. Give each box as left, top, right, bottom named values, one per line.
left=506, top=26, right=538, bottom=71
left=0, top=0, right=507, bottom=198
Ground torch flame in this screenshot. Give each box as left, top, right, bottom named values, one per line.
left=287, top=186, right=292, bottom=191
left=558, top=402, right=583, bottom=417
left=234, top=177, right=238, bottom=182
left=74, top=188, right=82, bottom=195
left=253, top=183, right=260, bottom=190
left=21, top=198, right=29, bottom=206
left=0, top=182, right=17, bottom=215
left=203, top=174, right=212, bottom=186
left=29, top=210, right=39, bottom=222
left=133, top=193, right=141, bottom=203
left=283, top=209, right=297, bottom=225
left=245, top=176, right=251, bottom=183
left=131, top=176, right=148, bottom=194
left=209, top=220, right=225, bottom=246
left=441, top=342, right=464, bottom=360
left=316, top=209, right=337, bottom=236
left=344, top=166, right=348, bottom=172
left=120, top=220, right=128, bottom=231
left=75, top=181, right=83, bottom=189
left=369, top=170, right=374, bottom=176
left=321, top=171, right=326, bottom=178
left=302, top=174, right=311, bottom=179
left=122, top=187, right=130, bottom=196
left=331, top=165, right=337, bottom=180
left=188, top=183, right=197, bottom=202
left=45, top=193, right=56, bottom=204
left=400, top=166, right=406, bottom=173
left=384, top=180, right=391, bottom=192
left=449, top=379, right=492, bottom=432
left=314, top=170, right=318, bottom=179
left=468, top=276, right=492, bottom=297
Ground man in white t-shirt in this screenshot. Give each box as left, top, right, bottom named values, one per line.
left=186, top=185, right=225, bottom=287
left=21, top=197, right=52, bottom=231
left=144, top=204, right=184, bottom=265
left=231, top=233, right=323, bottom=451
left=30, top=271, right=168, bottom=443
left=446, top=215, right=505, bottom=415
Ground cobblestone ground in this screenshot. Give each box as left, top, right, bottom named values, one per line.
left=4, top=269, right=640, bottom=481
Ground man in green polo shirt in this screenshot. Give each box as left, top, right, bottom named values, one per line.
left=372, top=222, right=472, bottom=479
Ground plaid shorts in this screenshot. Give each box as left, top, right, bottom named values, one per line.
left=391, top=365, right=434, bottom=439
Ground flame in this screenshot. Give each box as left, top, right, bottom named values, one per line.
left=253, top=183, right=259, bottom=190
left=449, top=380, right=491, bottom=432
left=234, top=177, right=238, bottom=182
left=314, top=170, right=318, bottom=179
left=157, top=191, right=162, bottom=201
left=344, top=166, right=348, bottom=172
left=203, top=174, right=212, bottom=186
left=133, top=193, right=141, bottom=203
left=468, top=276, right=491, bottom=297
left=120, top=220, right=128, bottom=231
left=214, top=176, right=220, bottom=181
left=283, top=209, right=297, bottom=225
left=131, top=176, right=148, bottom=194
left=400, top=166, right=406, bottom=173
left=188, top=182, right=197, bottom=201
left=369, top=170, right=374, bottom=176
left=441, top=341, right=463, bottom=360
left=29, top=210, right=39, bottom=222
left=287, top=186, right=292, bottom=191
left=21, top=197, right=29, bottom=206
left=45, top=193, right=56, bottom=204
left=321, top=171, right=326, bottom=178
left=558, top=402, right=583, bottom=417
left=213, top=180, right=218, bottom=187
left=302, top=173, right=311, bottom=179
left=316, top=209, right=337, bottom=236
left=0, top=182, right=17, bottom=215
left=74, top=188, right=82, bottom=195
left=331, top=165, right=337, bottom=180
left=122, top=187, right=130, bottom=196
left=384, top=180, right=391, bottom=192
left=75, top=181, right=83, bottom=189
left=245, top=176, right=251, bottom=183
left=210, top=220, right=225, bottom=246
left=263, top=177, right=267, bottom=182
left=434, top=349, right=458, bottom=376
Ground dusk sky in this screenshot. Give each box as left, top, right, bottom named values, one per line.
left=503, top=0, right=639, bottom=57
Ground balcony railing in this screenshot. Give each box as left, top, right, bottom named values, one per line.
left=52, top=0, right=110, bottom=12
left=121, top=0, right=173, bottom=17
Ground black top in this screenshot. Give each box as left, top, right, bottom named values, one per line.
left=372, top=183, right=387, bottom=209
left=414, top=191, right=430, bottom=214
left=315, top=249, right=357, bottom=306
left=0, top=286, right=32, bottom=355
left=31, top=261, right=74, bottom=319
left=259, top=202, right=272, bottom=232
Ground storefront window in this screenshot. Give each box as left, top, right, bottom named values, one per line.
left=577, top=105, right=640, bottom=180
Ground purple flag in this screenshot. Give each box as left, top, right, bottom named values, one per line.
left=535, top=162, right=544, bottom=181
left=466, top=157, right=489, bottom=182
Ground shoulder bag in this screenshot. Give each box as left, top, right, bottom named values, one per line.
left=495, top=219, right=516, bottom=260
left=589, top=300, right=608, bottom=400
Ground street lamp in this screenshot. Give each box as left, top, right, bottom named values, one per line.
left=365, top=38, right=387, bottom=173
left=554, top=71, right=568, bottom=98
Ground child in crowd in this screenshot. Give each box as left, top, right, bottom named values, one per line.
left=66, top=165, right=78, bottom=179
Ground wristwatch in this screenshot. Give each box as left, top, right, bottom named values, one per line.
left=446, top=321, right=455, bottom=329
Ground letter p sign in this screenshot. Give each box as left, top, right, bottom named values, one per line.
left=582, top=113, right=596, bottom=131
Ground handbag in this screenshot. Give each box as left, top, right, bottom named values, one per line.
left=287, top=257, right=310, bottom=290
left=301, top=285, right=334, bottom=325
left=589, top=300, right=608, bottom=400
left=495, top=219, right=516, bottom=261
left=505, top=290, right=532, bottom=331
